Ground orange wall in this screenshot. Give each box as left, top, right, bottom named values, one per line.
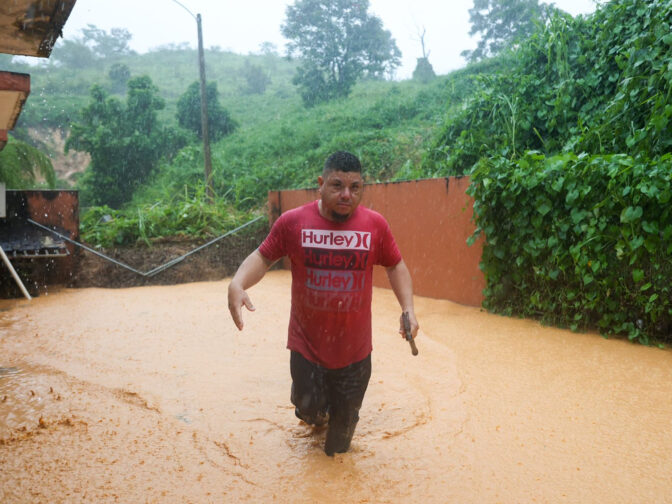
left=268, top=177, right=485, bottom=306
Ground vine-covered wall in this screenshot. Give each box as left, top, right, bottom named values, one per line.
left=469, top=152, right=672, bottom=345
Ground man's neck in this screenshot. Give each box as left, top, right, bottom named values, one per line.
left=318, top=200, right=351, bottom=223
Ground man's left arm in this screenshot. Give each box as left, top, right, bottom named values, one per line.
left=385, top=259, right=419, bottom=340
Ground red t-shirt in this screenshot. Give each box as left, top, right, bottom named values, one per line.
left=258, top=200, right=402, bottom=369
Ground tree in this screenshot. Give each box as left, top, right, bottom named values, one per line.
left=51, top=39, right=96, bottom=68
left=108, top=63, right=131, bottom=93
left=257, top=42, right=279, bottom=72
left=240, top=60, right=271, bottom=95
left=413, top=58, right=436, bottom=83
left=66, top=76, right=185, bottom=208
left=462, top=0, right=556, bottom=62
left=258, top=42, right=279, bottom=57
left=412, top=27, right=436, bottom=83
left=0, top=137, right=56, bottom=189
left=176, top=81, right=238, bottom=142
left=51, top=24, right=133, bottom=68
left=81, top=24, right=133, bottom=59
left=281, top=0, right=401, bottom=106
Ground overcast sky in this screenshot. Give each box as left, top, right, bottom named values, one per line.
left=62, top=0, right=601, bottom=80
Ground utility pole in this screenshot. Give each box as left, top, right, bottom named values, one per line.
left=196, top=13, right=213, bottom=202
left=171, top=1, right=213, bottom=202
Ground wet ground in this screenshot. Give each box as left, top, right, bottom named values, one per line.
left=1, top=270, right=671, bottom=503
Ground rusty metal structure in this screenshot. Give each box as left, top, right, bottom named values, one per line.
left=0, top=190, right=79, bottom=297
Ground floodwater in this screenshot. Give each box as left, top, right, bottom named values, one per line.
left=1, top=270, right=671, bottom=503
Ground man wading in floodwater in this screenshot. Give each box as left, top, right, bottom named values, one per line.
left=228, top=151, right=419, bottom=456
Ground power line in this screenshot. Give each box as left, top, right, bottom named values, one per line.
left=169, top=0, right=196, bottom=20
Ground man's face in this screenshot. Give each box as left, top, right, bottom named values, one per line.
left=318, top=170, right=363, bottom=222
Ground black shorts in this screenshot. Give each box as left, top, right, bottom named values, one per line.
left=290, top=351, right=372, bottom=455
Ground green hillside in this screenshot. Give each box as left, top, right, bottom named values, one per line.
left=6, top=38, right=453, bottom=233
left=10, top=47, right=299, bottom=131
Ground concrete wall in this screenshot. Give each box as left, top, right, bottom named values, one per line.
left=268, top=177, right=485, bottom=306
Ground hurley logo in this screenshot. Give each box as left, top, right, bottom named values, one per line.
left=301, top=229, right=371, bottom=250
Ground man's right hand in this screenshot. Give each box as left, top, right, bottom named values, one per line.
left=226, top=249, right=273, bottom=331
left=228, top=283, right=256, bottom=331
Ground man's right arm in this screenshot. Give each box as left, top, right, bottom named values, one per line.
left=227, top=249, right=274, bottom=330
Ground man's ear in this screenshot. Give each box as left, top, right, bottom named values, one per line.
left=317, top=175, right=324, bottom=192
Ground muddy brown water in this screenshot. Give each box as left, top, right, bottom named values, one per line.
left=1, top=270, right=671, bottom=503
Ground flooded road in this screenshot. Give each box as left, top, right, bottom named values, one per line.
left=1, top=270, right=671, bottom=503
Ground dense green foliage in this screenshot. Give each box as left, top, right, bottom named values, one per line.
left=468, top=152, right=672, bottom=344
left=66, top=76, right=186, bottom=208
left=176, top=81, right=238, bottom=141
left=426, top=0, right=672, bottom=175
left=451, top=0, right=672, bottom=344
left=0, top=138, right=56, bottom=189
left=281, top=0, right=401, bottom=106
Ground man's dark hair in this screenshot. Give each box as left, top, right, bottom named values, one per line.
left=324, top=151, right=361, bottom=174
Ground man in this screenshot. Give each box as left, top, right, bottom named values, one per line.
left=228, top=151, right=418, bottom=456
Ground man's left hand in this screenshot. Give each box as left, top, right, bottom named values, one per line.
left=399, top=311, right=419, bottom=340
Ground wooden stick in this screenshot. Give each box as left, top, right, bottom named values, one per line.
left=402, top=312, right=418, bottom=356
